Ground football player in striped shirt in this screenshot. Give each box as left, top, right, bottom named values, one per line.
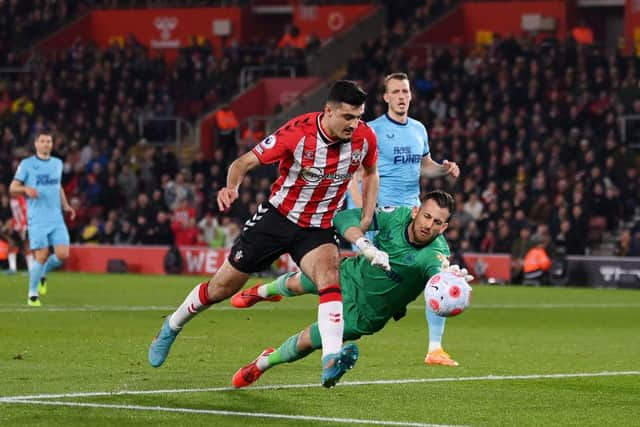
left=149, top=80, right=379, bottom=388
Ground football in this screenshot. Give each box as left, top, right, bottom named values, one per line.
left=424, top=271, right=472, bottom=317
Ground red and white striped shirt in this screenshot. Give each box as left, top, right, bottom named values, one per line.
left=252, top=112, right=377, bottom=228
left=10, top=196, right=27, bottom=233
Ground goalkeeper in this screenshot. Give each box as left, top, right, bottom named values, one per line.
left=230, top=190, right=472, bottom=388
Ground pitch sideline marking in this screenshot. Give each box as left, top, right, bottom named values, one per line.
left=2, top=370, right=639, bottom=401
left=0, top=399, right=465, bottom=427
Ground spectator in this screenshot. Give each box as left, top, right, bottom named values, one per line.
left=198, top=211, right=224, bottom=248
left=522, top=235, right=552, bottom=286
left=155, top=211, right=175, bottom=246
left=214, top=104, right=239, bottom=163
left=278, top=24, right=307, bottom=50
left=511, top=226, right=532, bottom=283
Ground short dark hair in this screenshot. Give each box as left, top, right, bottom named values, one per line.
left=423, top=190, right=455, bottom=219
left=326, top=80, right=367, bottom=106
left=34, top=131, right=52, bottom=140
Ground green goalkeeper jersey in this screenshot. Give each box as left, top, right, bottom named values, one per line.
left=333, top=206, right=450, bottom=334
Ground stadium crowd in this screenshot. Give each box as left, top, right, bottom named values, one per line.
left=347, top=33, right=640, bottom=264
left=2, top=0, right=640, bottom=280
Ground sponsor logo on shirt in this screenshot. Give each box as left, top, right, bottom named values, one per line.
left=301, top=167, right=352, bottom=183
left=393, top=146, right=421, bottom=164
left=36, top=174, right=60, bottom=186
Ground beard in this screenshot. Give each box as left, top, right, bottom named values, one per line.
left=411, top=223, right=438, bottom=246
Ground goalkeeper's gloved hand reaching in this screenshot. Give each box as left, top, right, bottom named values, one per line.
left=355, top=237, right=391, bottom=271
left=437, top=255, right=474, bottom=283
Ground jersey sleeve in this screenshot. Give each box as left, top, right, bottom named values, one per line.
left=251, top=131, right=293, bottom=165
left=361, top=126, right=378, bottom=168
left=333, top=206, right=397, bottom=235
left=421, top=123, right=430, bottom=157
left=422, top=238, right=451, bottom=279
left=13, top=160, right=28, bottom=183
left=372, top=206, right=410, bottom=232
left=333, top=208, right=363, bottom=235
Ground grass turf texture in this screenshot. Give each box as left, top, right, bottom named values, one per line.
left=1, top=272, right=639, bottom=426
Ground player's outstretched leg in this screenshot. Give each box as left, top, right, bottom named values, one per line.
left=321, top=343, right=359, bottom=388
left=148, top=317, right=180, bottom=367
left=232, top=328, right=318, bottom=388
left=230, top=283, right=283, bottom=308
left=231, top=348, right=275, bottom=388
left=424, top=309, right=458, bottom=366
left=148, top=282, right=211, bottom=367
left=231, top=272, right=304, bottom=308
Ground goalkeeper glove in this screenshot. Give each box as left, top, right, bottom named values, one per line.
left=437, top=255, right=474, bottom=283
left=355, top=237, right=391, bottom=271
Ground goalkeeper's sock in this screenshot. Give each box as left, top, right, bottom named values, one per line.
left=169, top=282, right=211, bottom=330
left=28, top=261, right=44, bottom=298
left=259, top=272, right=297, bottom=298
left=260, top=332, right=314, bottom=370
left=426, top=308, right=446, bottom=352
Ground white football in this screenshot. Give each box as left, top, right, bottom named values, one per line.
left=424, top=271, right=472, bottom=317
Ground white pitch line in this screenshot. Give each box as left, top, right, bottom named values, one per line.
left=1, top=399, right=465, bottom=427
left=2, top=371, right=639, bottom=402
left=1, top=303, right=640, bottom=313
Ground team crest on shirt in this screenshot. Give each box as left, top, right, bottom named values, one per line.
left=234, top=250, right=244, bottom=262
left=303, top=150, right=314, bottom=160
left=351, top=150, right=362, bottom=164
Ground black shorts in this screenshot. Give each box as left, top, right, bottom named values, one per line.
left=228, top=202, right=339, bottom=273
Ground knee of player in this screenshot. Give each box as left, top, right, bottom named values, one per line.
left=312, top=269, right=340, bottom=289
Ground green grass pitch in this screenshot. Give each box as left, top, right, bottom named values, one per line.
left=1, top=272, right=639, bottom=426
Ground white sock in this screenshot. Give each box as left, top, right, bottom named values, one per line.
left=255, top=354, right=271, bottom=371
left=318, top=300, right=344, bottom=357
left=257, top=284, right=269, bottom=298
left=428, top=342, right=442, bottom=353
left=169, top=282, right=211, bottom=330
left=8, top=253, right=17, bottom=272
left=26, top=254, right=34, bottom=271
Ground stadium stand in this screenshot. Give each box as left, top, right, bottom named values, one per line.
left=1, top=0, right=640, bottom=280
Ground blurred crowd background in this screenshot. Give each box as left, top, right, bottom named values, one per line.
left=1, top=0, right=639, bottom=281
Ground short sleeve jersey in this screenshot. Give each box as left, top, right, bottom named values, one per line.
left=368, top=113, right=429, bottom=207
left=252, top=112, right=377, bottom=228
left=13, top=155, right=64, bottom=226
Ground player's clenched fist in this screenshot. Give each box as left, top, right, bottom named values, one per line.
left=442, top=160, right=460, bottom=179
left=217, top=187, right=238, bottom=212
left=24, top=186, right=38, bottom=198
